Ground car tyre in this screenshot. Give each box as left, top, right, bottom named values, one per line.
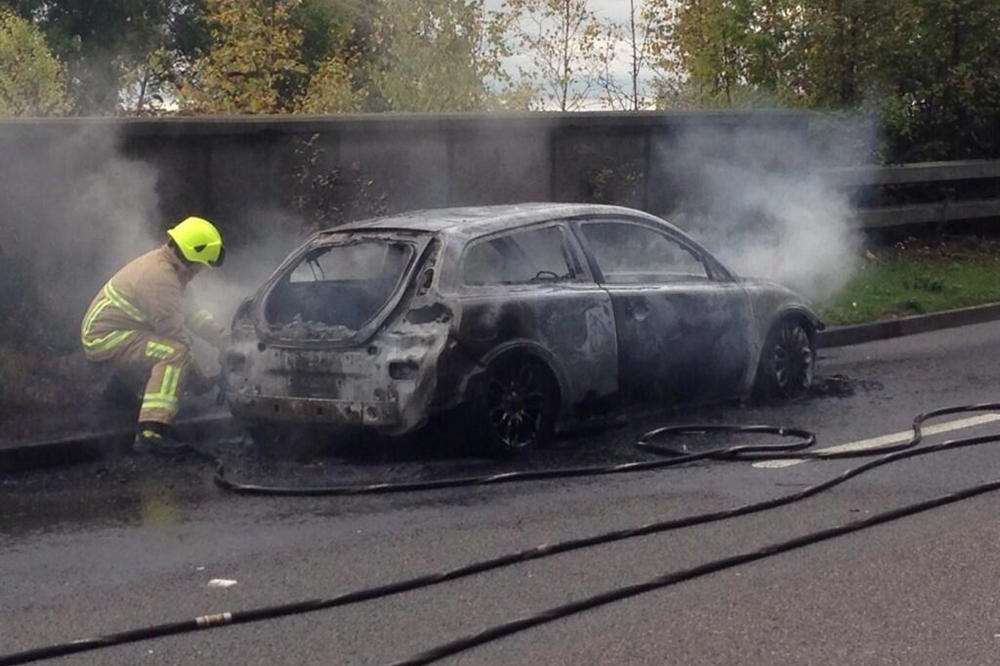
left=474, top=355, right=559, bottom=457
left=756, top=317, right=815, bottom=400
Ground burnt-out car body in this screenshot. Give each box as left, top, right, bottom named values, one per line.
left=224, top=203, right=823, bottom=454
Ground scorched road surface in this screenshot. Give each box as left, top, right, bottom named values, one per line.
left=5, top=321, right=1000, bottom=665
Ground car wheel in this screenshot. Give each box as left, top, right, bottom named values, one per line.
left=475, top=355, right=558, bottom=456
left=757, top=317, right=815, bottom=400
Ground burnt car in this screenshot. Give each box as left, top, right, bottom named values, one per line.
left=224, top=203, right=822, bottom=454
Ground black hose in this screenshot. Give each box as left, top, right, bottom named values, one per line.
left=3, top=403, right=1000, bottom=665
left=214, top=424, right=815, bottom=496
left=392, top=476, right=1000, bottom=666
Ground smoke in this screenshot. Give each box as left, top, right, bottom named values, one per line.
left=661, top=116, right=875, bottom=302
left=0, top=114, right=875, bottom=360
left=196, top=207, right=306, bottom=326
left=0, top=122, right=314, bottom=348
left=0, top=123, right=161, bottom=348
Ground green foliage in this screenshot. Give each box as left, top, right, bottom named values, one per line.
left=300, top=53, right=363, bottom=113
left=180, top=0, right=307, bottom=114
left=0, top=8, right=69, bottom=116
left=652, top=0, right=1000, bottom=161
left=363, top=0, right=508, bottom=112
left=2, top=0, right=208, bottom=114
left=821, top=240, right=1000, bottom=325
left=651, top=0, right=1000, bottom=162
left=291, top=0, right=350, bottom=69
left=876, top=0, right=1000, bottom=161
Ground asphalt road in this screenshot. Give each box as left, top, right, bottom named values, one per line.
left=5, top=321, right=1000, bottom=665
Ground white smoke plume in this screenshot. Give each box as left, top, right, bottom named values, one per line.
left=661, top=116, right=875, bottom=303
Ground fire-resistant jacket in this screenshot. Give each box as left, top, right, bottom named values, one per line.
left=81, top=245, right=227, bottom=357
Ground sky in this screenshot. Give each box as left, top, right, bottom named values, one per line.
left=483, top=0, right=662, bottom=110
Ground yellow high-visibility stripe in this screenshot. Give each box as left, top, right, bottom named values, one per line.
left=141, top=397, right=178, bottom=408
left=81, top=297, right=111, bottom=340
left=158, top=365, right=180, bottom=399
left=140, top=399, right=178, bottom=415
left=165, top=365, right=181, bottom=397
left=82, top=329, right=134, bottom=352
left=145, top=341, right=176, bottom=360
left=81, top=297, right=106, bottom=332
left=103, top=283, right=147, bottom=323
left=141, top=364, right=183, bottom=413
left=142, top=394, right=178, bottom=405
left=81, top=283, right=145, bottom=353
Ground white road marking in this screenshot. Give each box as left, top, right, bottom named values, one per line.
left=207, top=578, right=237, bottom=588
left=754, top=459, right=802, bottom=469
left=752, top=413, right=1000, bottom=469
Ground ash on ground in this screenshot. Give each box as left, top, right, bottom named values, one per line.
left=808, top=374, right=884, bottom=399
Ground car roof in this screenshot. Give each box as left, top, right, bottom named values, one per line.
left=321, top=203, right=681, bottom=240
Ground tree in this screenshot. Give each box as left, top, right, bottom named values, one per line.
left=648, top=0, right=803, bottom=107
left=503, top=0, right=602, bottom=111
left=299, top=53, right=363, bottom=113
left=651, top=0, right=1000, bottom=160
left=179, top=0, right=306, bottom=114
left=876, top=0, right=1000, bottom=160
left=362, top=0, right=508, bottom=112
left=595, top=0, right=662, bottom=111
left=1, top=0, right=208, bottom=115
left=0, top=8, right=69, bottom=116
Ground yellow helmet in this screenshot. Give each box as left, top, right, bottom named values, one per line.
left=167, top=216, right=224, bottom=267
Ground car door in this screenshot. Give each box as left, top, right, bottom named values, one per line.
left=453, top=222, right=619, bottom=414
left=573, top=217, right=753, bottom=403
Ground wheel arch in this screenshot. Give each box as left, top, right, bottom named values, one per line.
left=471, top=340, right=568, bottom=415
left=773, top=306, right=823, bottom=343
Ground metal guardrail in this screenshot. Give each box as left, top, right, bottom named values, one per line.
left=827, top=160, right=1000, bottom=229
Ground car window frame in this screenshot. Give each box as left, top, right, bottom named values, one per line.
left=570, top=216, right=728, bottom=286
left=287, top=239, right=413, bottom=284
left=458, top=221, right=590, bottom=289
left=252, top=231, right=431, bottom=349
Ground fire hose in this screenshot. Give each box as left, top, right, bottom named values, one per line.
left=3, top=403, right=1000, bottom=665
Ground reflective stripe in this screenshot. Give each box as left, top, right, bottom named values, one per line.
left=157, top=365, right=180, bottom=399
left=82, top=329, right=134, bottom=352
left=103, top=283, right=147, bottom=323
left=81, top=282, right=146, bottom=353
left=81, top=294, right=132, bottom=350
left=164, top=365, right=180, bottom=397
left=145, top=341, right=176, bottom=360
left=141, top=399, right=178, bottom=413
left=140, top=403, right=178, bottom=419
left=142, top=364, right=182, bottom=415
left=81, top=297, right=111, bottom=341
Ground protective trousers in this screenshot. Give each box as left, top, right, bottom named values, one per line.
left=87, top=331, right=193, bottom=425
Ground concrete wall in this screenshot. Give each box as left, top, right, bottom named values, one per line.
left=0, top=111, right=820, bottom=347
left=0, top=110, right=816, bottom=227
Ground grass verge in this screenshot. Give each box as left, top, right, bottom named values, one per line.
left=821, top=237, right=1000, bottom=326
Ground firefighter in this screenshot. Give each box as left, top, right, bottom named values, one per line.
left=80, top=216, right=228, bottom=456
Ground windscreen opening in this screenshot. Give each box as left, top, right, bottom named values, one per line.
left=265, top=240, right=413, bottom=340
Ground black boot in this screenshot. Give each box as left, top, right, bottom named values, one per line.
left=133, top=423, right=192, bottom=457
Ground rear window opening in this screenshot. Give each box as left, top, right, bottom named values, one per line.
left=265, top=239, right=414, bottom=340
